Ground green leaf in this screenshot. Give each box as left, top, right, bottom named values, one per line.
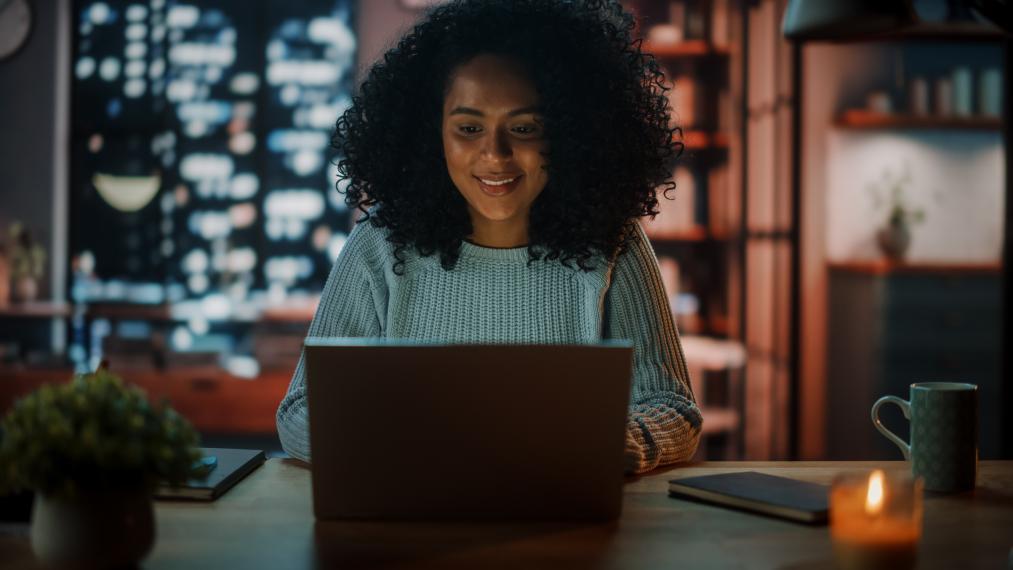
left=0, top=370, right=202, bottom=499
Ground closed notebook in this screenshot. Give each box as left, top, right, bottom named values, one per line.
left=668, top=471, right=829, bottom=524
left=155, top=447, right=265, bottom=501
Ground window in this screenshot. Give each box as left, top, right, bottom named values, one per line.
left=70, top=0, right=356, bottom=370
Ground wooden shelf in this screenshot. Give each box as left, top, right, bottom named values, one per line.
left=45, top=302, right=319, bottom=324
left=0, top=301, right=72, bottom=318
left=708, top=315, right=731, bottom=336
left=647, top=227, right=737, bottom=243
left=835, top=110, right=1003, bottom=131
left=644, top=40, right=732, bottom=58
left=647, top=226, right=708, bottom=242
left=680, top=130, right=730, bottom=150
left=86, top=303, right=174, bottom=320
left=828, top=260, right=1002, bottom=276
left=0, top=366, right=291, bottom=435
left=261, top=305, right=317, bottom=323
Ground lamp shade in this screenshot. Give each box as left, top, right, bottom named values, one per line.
left=782, top=0, right=916, bottom=41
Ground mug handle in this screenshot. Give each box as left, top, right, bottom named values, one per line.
left=871, top=396, right=912, bottom=460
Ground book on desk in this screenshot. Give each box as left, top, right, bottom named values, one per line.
left=668, top=471, right=829, bottom=524
left=155, top=447, right=265, bottom=501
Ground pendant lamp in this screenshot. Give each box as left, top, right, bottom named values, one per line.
left=782, top=0, right=916, bottom=41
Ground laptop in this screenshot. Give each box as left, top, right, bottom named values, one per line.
left=304, top=337, right=633, bottom=521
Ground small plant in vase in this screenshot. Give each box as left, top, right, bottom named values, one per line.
left=7, top=222, right=46, bottom=302
left=0, top=369, right=206, bottom=569
left=867, top=164, right=925, bottom=262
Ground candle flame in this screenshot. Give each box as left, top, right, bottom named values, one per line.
left=865, top=470, right=885, bottom=515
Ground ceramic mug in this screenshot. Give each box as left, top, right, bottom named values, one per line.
left=871, top=382, right=978, bottom=493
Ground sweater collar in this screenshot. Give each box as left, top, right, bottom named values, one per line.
left=459, top=240, right=531, bottom=263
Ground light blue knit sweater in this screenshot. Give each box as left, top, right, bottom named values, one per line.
left=276, top=218, right=702, bottom=474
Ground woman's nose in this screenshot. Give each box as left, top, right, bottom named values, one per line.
left=481, top=128, right=512, bottom=160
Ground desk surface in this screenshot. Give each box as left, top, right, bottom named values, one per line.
left=3, top=460, right=1012, bottom=569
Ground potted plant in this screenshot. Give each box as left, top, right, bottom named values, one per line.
left=867, top=164, right=925, bottom=261
left=0, top=369, right=205, bottom=568
left=7, top=222, right=46, bottom=303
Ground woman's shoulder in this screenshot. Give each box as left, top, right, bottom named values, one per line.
left=338, top=214, right=396, bottom=267
left=605, top=220, right=656, bottom=278
left=611, top=220, right=650, bottom=260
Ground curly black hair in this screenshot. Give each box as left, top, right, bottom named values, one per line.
left=333, top=0, right=682, bottom=274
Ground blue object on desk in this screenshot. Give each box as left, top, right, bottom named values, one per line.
left=157, top=448, right=266, bottom=501
left=197, top=455, right=218, bottom=474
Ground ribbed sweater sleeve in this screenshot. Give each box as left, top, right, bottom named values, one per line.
left=275, top=222, right=384, bottom=462
left=607, top=223, right=703, bottom=473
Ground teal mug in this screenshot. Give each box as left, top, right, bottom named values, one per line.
left=871, top=382, right=978, bottom=493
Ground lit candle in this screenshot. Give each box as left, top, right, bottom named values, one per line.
left=830, top=470, right=923, bottom=570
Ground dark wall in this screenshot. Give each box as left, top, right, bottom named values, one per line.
left=0, top=0, right=65, bottom=300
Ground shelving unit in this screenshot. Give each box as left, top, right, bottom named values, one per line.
left=623, top=0, right=746, bottom=459
left=0, top=301, right=71, bottom=318
left=643, top=39, right=733, bottom=57
left=644, top=226, right=709, bottom=242
left=795, top=12, right=1010, bottom=460
left=0, top=365, right=290, bottom=434
left=626, top=0, right=741, bottom=338
left=834, top=110, right=1003, bottom=130
left=0, top=299, right=302, bottom=437
left=682, top=130, right=731, bottom=149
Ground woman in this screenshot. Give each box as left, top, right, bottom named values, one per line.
left=276, top=0, right=702, bottom=474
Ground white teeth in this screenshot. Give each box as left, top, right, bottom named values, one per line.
left=479, top=176, right=518, bottom=186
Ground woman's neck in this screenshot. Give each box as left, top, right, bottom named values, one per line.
left=468, top=220, right=529, bottom=248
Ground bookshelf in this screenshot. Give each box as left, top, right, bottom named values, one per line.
left=624, top=0, right=745, bottom=459
left=627, top=0, right=741, bottom=341
left=795, top=9, right=1010, bottom=461
left=644, top=39, right=733, bottom=58
left=682, top=130, right=731, bottom=149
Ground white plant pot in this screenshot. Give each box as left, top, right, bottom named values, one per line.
left=30, top=486, right=155, bottom=569
left=876, top=220, right=911, bottom=261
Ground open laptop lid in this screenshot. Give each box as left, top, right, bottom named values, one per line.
left=304, top=338, right=633, bottom=521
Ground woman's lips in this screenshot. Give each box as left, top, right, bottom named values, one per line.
left=475, top=175, right=523, bottom=197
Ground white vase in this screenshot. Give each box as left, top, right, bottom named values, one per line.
left=876, top=219, right=911, bottom=261
left=30, top=486, right=155, bottom=569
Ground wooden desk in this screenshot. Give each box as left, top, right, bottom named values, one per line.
left=3, top=461, right=1012, bottom=569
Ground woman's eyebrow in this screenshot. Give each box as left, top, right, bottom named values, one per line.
left=448, top=106, right=541, bottom=117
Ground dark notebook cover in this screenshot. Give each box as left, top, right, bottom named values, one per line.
left=668, top=471, right=829, bottom=524
left=155, top=447, right=265, bottom=501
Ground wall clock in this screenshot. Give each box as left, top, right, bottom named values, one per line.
left=0, top=0, right=33, bottom=62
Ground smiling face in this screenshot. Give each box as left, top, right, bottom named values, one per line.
left=442, top=54, right=549, bottom=248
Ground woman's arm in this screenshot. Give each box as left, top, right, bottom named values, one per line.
left=276, top=223, right=385, bottom=462
left=605, top=222, right=703, bottom=474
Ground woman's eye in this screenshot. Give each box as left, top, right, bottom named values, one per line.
left=512, top=125, right=540, bottom=136
left=454, top=124, right=540, bottom=137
